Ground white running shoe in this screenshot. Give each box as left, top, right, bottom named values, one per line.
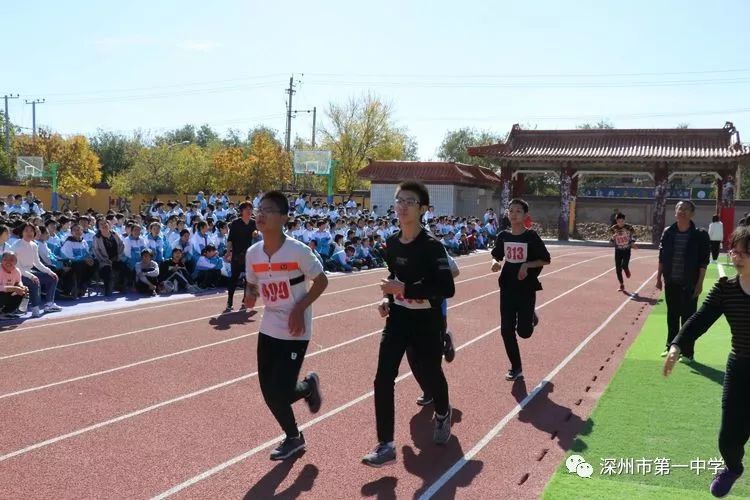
left=44, top=303, right=62, bottom=313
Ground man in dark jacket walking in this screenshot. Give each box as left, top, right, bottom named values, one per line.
left=656, top=200, right=710, bottom=362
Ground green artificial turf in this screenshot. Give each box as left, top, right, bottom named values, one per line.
left=543, top=263, right=750, bottom=499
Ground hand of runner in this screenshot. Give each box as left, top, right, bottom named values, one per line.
left=380, top=278, right=405, bottom=296
left=378, top=299, right=389, bottom=318
left=518, top=263, right=528, bottom=280
left=662, top=345, right=681, bottom=377
left=288, top=305, right=305, bottom=336
left=693, top=283, right=703, bottom=298
left=243, top=287, right=259, bottom=309
left=491, top=261, right=501, bottom=272
left=655, top=278, right=663, bottom=290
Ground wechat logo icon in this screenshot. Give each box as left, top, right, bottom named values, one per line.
left=566, top=454, right=594, bottom=479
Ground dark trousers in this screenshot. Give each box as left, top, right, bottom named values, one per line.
left=711, top=241, right=721, bottom=261
left=375, top=310, right=449, bottom=443
left=196, top=269, right=221, bottom=288
left=99, top=261, right=128, bottom=296
left=614, top=248, right=632, bottom=284
left=719, top=354, right=750, bottom=474
left=135, top=275, right=158, bottom=295
left=22, top=270, right=57, bottom=307
left=63, top=261, right=96, bottom=296
left=664, top=282, right=698, bottom=357
left=226, top=258, right=245, bottom=307
left=0, top=291, right=24, bottom=313
left=500, top=289, right=537, bottom=371
left=257, top=333, right=310, bottom=438
left=407, top=314, right=448, bottom=398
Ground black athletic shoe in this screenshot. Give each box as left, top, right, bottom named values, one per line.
left=304, top=372, right=322, bottom=413
left=362, top=442, right=396, bottom=467
left=416, top=394, right=434, bottom=406
left=505, top=368, right=523, bottom=381
left=270, top=433, right=306, bottom=461
left=223, top=305, right=233, bottom=314
left=443, top=331, right=455, bottom=363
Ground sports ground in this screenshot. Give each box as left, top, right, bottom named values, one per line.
left=0, top=245, right=744, bottom=498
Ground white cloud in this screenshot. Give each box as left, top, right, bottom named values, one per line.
left=175, top=40, right=222, bottom=52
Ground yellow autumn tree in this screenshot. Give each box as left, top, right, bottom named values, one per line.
left=247, top=129, right=291, bottom=193
left=13, top=129, right=102, bottom=196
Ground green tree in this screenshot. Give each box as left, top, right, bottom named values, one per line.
left=110, top=146, right=173, bottom=197
left=740, top=165, right=750, bottom=200
left=89, top=129, right=142, bottom=182
left=437, top=128, right=501, bottom=168
left=171, top=144, right=211, bottom=194
left=576, top=120, right=614, bottom=130
left=321, top=94, right=414, bottom=192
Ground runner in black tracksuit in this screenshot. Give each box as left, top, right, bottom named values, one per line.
left=362, top=181, right=456, bottom=467
left=491, top=198, right=551, bottom=382
left=609, top=213, right=636, bottom=291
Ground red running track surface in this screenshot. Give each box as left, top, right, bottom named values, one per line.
left=0, top=246, right=660, bottom=499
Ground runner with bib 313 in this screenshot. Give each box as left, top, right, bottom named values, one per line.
left=491, top=198, right=551, bottom=382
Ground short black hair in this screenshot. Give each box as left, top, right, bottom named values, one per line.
left=509, top=198, right=529, bottom=213
left=396, top=181, right=429, bottom=206
left=615, top=212, right=626, bottom=220
left=261, top=191, right=290, bottom=214
left=678, top=200, right=696, bottom=212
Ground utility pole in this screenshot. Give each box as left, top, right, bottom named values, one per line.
left=292, top=106, right=316, bottom=147
left=284, top=76, right=296, bottom=152
left=25, top=98, right=45, bottom=139
left=312, top=106, right=317, bottom=148
left=2, top=94, right=19, bottom=152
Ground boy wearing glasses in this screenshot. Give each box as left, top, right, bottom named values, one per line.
left=362, top=181, right=456, bottom=467
left=243, top=191, right=328, bottom=461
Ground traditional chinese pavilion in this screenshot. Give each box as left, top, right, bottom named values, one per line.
left=469, top=122, right=750, bottom=244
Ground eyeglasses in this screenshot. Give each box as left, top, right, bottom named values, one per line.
left=729, top=249, right=749, bottom=259
left=394, top=198, right=420, bottom=208
left=256, top=208, right=283, bottom=215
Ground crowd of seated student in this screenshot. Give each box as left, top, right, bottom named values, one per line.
left=0, top=188, right=500, bottom=320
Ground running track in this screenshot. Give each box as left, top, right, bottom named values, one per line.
left=0, top=245, right=661, bottom=499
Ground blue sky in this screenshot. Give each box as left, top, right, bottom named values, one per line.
left=4, top=0, right=750, bottom=159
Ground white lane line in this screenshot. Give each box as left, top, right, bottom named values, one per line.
left=0, top=252, right=607, bottom=361
left=0, top=247, right=588, bottom=334
left=417, top=271, right=658, bottom=499
left=150, top=258, right=655, bottom=499
left=718, top=263, right=727, bottom=278
left=0, top=255, right=633, bottom=463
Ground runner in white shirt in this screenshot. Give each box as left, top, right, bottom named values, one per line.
left=244, top=190, right=328, bottom=461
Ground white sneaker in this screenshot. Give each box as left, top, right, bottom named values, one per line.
left=44, top=303, right=62, bottom=313
left=31, top=307, right=44, bottom=318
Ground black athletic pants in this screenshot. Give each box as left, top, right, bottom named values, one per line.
left=375, top=309, right=449, bottom=443
left=719, top=353, right=750, bottom=474
left=226, top=257, right=245, bottom=307
left=257, top=333, right=311, bottom=438
left=614, top=248, right=631, bottom=284
left=500, top=288, right=537, bottom=372
left=664, top=282, right=698, bottom=358
left=711, top=241, right=721, bottom=261
left=407, top=315, right=448, bottom=398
